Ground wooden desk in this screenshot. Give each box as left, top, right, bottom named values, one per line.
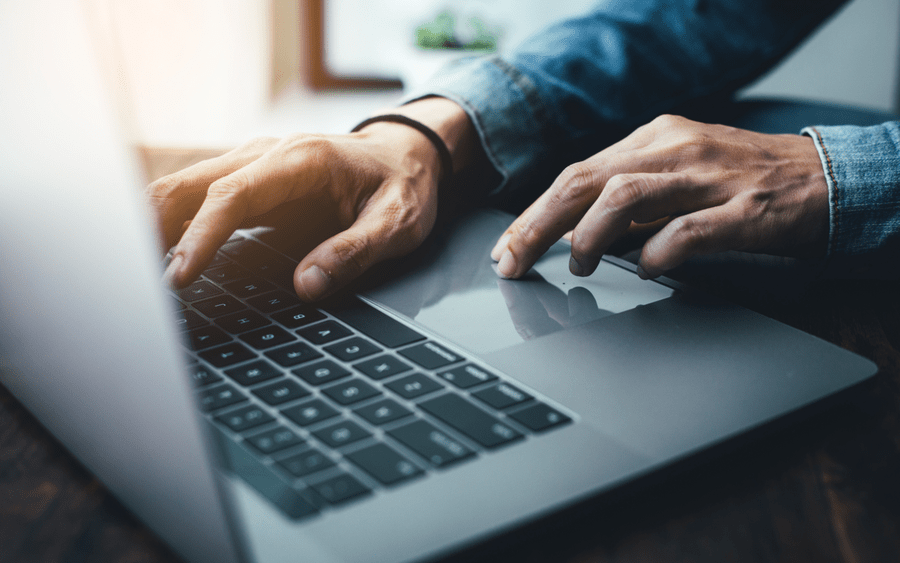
left=2, top=148, right=900, bottom=562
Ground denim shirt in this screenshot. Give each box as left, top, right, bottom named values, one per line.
left=412, top=0, right=900, bottom=278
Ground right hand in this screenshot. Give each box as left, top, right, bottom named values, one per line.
left=149, top=98, right=476, bottom=302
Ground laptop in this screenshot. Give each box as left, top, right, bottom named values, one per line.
left=0, top=3, right=878, bottom=563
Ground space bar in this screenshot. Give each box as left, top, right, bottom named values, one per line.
left=328, top=297, right=425, bottom=348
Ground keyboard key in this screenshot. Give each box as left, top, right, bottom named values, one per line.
left=246, top=426, right=304, bottom=455
left=388, top=420, right=475, bottom=467
left=174, top=310, right=207, bottom=331
left=386, top=373, right=443, bottom=400
left=324, top=336, right=380, bottom=362
left=193, top=295, right=246, bottom=318
left=472, top=383, right=533, bottom=410
left=187, top=363, right=222, bottom=387
left=329, top=297, right=425, bottom=348
left=265, top=342, right=322, bottom=367
left=272, top=305, right=325, bottom=329
left=224, top=359, right=281, bottom=386
left=213, top=426, right=318, bottom=520
left=436, top=363, right=498, bottom=389
left=282, top=399, right=339, bottom=427
left=176, top=280, right=223, bottom=302
left=184, top=325, right=230, bottom=351
left=215, top=404, right=274, bottom=432
left=419, top=394, right=523, bottom=449
left=313, top=419, right=371, bottom=448
left=223, top=278, right=275, bottom=299
left=354, top=355, right=412, bottom=380
left=199, top=342, right=257, bottom=368
left=203, top=263, right=250, bottom=285
left=345, top=443, right=423, bottom=485
left=246, top=290, right=300, bottom=314
left=354, top=399, right=413, bottom=426
left=222, top=239, right=295, bottom=281
left=206, top=252, right=231, bottom=269
left=215, top=310, right=270, bottom=334
left=293, top=360, right=351, bottom=386
left=279, top=448, right=335, bottom=477
left=252, top=379, right=311, bottom=406
left=508, top=403, right=572, bottom=432
left=399, top=341, right=461, bottom=370
left=197, top=384, right=247, bottom=412
left=312, top=473, right=370, bottom=505
left=239, top=325, right=296, bottom=350
left=297, top=320, right=351, bottom=345
left=322, top=378, right=381, bottom=406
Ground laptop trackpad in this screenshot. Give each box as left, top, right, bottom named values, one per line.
left=482, top=291, right=870, bottom=462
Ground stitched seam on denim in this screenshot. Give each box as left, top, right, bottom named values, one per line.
left=811, top=126, right=839, bottom=258
left=489, top=57, right=553, bottom=142
left=459, top=97, right=509, bottom=189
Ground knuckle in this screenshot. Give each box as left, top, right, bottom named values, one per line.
left=514, top=218, right=544, bottom=250
left=650, top=113, right=683, bottom=130
left=246, top=136, right=279, bottom=149
left=282, top=133, right=335, bottom=158
left=206, top=174, right=251, bottom=210
left=146, top=174, right=183, bottom=200
left=556, top=163, right=597, bottom=196
left=602, top=174, right=647, bottom=214
left=668, top=215, right=712, bottom=250
left=332, top=232, right=372, bottom=275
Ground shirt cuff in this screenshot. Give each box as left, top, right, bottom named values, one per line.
left=802, top=122, right=900, bottom=278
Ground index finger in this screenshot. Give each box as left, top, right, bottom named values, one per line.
left=164, top=147, right=330, bottom=288
left=147, top=141, right=278, bottom=250
left=492, top=156, right=618, bottom=279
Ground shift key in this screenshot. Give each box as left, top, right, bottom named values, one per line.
left=419, top=394, right=523, bottom=449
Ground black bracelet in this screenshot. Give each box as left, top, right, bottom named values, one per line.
left=351, top=114, right=454, bottom=185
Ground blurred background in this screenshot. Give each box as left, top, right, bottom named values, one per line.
left=84, top=0, right=900, bottom=148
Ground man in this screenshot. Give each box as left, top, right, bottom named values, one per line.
left=153, top=0, right=900, bottom=301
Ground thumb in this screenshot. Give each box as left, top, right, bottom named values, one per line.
left=293, top=203, right=434, bottom=302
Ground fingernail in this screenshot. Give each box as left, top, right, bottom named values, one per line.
left=491, top=233, right=512, bottom=262
left=298, top=265, right=330, bottom=301
left=163, top=254, right=184, bottom=287
left=497, top=250, right=517, bottom=279
left=569, top=255, right=584, bottom=276
left=635, top=263, right=650, bottom=279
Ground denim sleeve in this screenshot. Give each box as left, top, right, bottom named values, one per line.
left=411, top=0, right=846, bottom=208
left=802, top=123, right=900, bottom=278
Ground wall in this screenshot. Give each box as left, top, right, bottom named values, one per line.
left=740, top=0, right=900, bottom=112
left=87, top=0, right=899, bottom=147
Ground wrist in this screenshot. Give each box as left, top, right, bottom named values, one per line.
left=376, top=96, right=481, bottom=173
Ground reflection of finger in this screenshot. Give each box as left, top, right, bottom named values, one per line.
left=294, top=186, right=435, bottom=302
left=637, top=200, right=746, bottom=278
left=570, top=172, right=707, bottom=276
left=497, top=280, right=563, bottom=340
left=566, top=286, right=598, bottom=319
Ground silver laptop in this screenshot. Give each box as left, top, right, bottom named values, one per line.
left=0, top=3, right=877, bottom=563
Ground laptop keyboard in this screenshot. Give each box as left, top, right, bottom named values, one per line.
left=171, top=233, right=573, bottom=519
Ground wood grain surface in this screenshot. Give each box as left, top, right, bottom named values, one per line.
left=2, top=148, right=899, bottom=563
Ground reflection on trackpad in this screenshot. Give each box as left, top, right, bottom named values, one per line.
left=414, top=256, right=675, bottom=356
left=363, top=210, right=674, bottom=357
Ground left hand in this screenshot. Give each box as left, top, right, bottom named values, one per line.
left=490, top=115, right=829, bottom=279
